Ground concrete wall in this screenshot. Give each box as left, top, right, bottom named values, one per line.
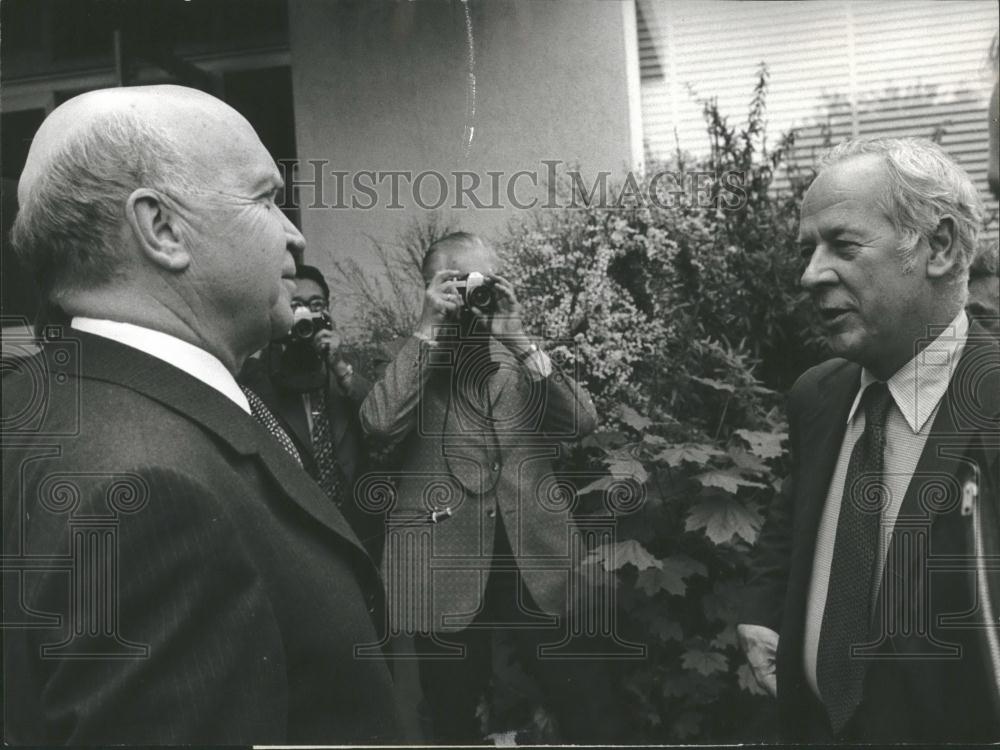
left=287, top=0, right=640, bottom=321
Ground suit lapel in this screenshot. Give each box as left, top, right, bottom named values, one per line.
left=784, top=362, right=861, bottom=658
left=877, top=328, right=1000, bottom=601
left=67, top=330, right=371, bottom=561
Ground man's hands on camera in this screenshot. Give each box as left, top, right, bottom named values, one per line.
left=312, top=328, right=342, bottom=362
left=416, top=268, right=463, bottom=340
left=470, top=272, right=534, bottom=357
left=312, top=328, right=354, bottom=385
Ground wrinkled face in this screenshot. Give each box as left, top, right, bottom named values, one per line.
left=797, top=155, right=929, bottom=374
left=178, top=118, right=304, bottom=351
left=968, top=274, right=1000, bottom=338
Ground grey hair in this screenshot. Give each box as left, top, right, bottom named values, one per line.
left=11, top=108, right=194, bottom=302
left=819, top=137, right=984, bottom=281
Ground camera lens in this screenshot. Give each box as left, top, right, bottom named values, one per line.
left=468, top=285, right=495, bottom=310
left=292, top=317, right=316, bottom=340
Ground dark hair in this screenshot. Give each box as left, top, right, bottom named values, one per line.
left=421, top=231, right=488, bottom=280
left=970, top=241, right=999, bottom=280
left=294, top=264, right=330, bottom=300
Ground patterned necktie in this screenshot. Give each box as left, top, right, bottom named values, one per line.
left=817, top=380, right=894, bottom=734
left=309, top=388, right=346, bottom=505
left=241, top=386, right=304, bottom=467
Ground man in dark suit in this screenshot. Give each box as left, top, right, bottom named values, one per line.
left=2, top=85, right=401, bottom=744
left=739, top=137, right=1000, bottom=743
left=240, top=264, right=382, bottom=559
left=360, top=232, right=623, bottom=743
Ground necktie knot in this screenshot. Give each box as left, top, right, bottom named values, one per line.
left=861, top=381, right=894, bottom=455
left=862, top=381, right=893, bottom=426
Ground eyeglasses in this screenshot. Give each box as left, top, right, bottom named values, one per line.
left=290, top=298, right=328, bottom=312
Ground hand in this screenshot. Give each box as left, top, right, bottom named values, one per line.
left=312, top=328, right=343, bottom=365
left=474, top=273, right=531, bottom=353
left=416, top=268, right=462, bottom=339
left=737, top=623, right=779, bottom=698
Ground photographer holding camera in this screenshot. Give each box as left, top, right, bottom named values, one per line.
left=241, top=265, right=381, bottom=559
left=361, top=232, right=623, bottom=743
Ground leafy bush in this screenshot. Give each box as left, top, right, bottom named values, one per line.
left=486, top=68, right=829, bottom=742
left=332, top=67, right=828, bottom=742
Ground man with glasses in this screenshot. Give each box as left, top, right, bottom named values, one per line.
left=241, top=264, right=380, bottom=558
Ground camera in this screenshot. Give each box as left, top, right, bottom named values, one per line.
left=289, top=306, right=333, bottom=342
left=454, top=272, right=498, bottom=314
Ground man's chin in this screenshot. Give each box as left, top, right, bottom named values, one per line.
left=270, top=316, right=294, bottom=342
left=823, top=330, right=864, bottom=362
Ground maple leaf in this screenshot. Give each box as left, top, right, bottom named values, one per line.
left=655, top=443, right=723, bottom=468
left=634, top=553, right=707, bottom=597
left=642, top=433, right=669, bottom=450
left=636, top=566, right=685, bottom=596
left=681, top=647, right=729, bottom=676
left=711, top=624, right=738, bottom=649
left=671, top=711, right=703, bottom=740
left=737, top=663, right=769, bottom=696
left=727, top=445, right=768, bottom=475
left=578, top=474, right=619, bottom=495
left=648, top=618, right=684, bottom=642
left=578, top=451, right=649, bottom=494
left=734, top=428, right=786, bottom=459
left=609, top=456, right=649, bottom=485
left=664, top=552, right=708, bottom=579
left=685, top=494, right=763, bottom=544
left=691, top=375, right=735, bottom=393
left=585, top=539, right=662, bottom=572
left=695, top=469, right=767, bottom=495
left=619, top=404, right=652, bottom=432
left=581, top=430, right=628, bottom=451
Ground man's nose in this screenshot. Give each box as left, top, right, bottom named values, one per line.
left=281, top=210, right=306, bottom=255
left=800, top=246, right=836, bottom=290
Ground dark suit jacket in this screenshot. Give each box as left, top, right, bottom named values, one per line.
left=360, top=335, right=598, bottom=634
left=745, top=323, right=1000, bottom=743
left=239, top=348, right=383, bottom=560
left=2, top=329, right=401, bottom=745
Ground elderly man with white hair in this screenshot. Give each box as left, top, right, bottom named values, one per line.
left=2, top=85, right=402, bottom=745
left=738, top=137, right=1000, bottom=742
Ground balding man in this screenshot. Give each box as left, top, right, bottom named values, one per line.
left=2, top=86, right=401, bottom=744
left=738, top=138, right=1000, bottom=742
left=360, top=232, right=626, bottom=743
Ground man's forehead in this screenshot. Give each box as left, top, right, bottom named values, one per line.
left=292, top=278, right=325, bottom=296
left=800, top=157, right=890, bottom=225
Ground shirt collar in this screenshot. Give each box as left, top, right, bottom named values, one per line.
left=847, top=309, right=968, bottom=433
left=71, top=317, right=251, bottom=414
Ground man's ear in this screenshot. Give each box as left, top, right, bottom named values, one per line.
left=125, top=189, right=191, bottom=272
left=925, top=215, right=959, bottom=279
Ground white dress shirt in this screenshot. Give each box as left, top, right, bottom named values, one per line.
left=802, top=310, right=969, bottom=697
left=71, top=317, right=250, bottom=414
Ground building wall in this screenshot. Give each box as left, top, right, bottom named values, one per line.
left=288, top=0, right=641, bottom=320
left=638, top=0, right=999, bottom=222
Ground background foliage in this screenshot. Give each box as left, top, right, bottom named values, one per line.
left=332, top=68, right=831, bottom=743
